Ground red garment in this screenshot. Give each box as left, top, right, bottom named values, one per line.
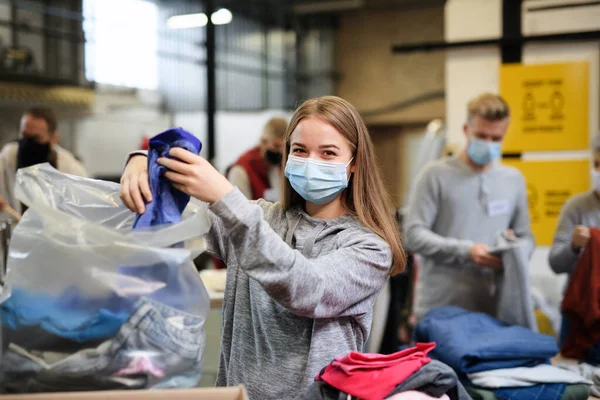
left=140, top=136, right=150, bottom=151
left=317, top=342, right=435, bottom=400
left=227, top=147, right=269, bottom=200
left=561, top=228, right=600, bottom=359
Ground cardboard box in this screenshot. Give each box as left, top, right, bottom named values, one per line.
left=0, top=386, right=248, bottom=400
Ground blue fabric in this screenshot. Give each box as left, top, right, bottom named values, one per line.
left=133, top=128, right=202, bottom=229
left=0, top=288, right=131, bottom=343
left=414, top=306, right=558, bottom=374
left=493, top=383, right=566, bottom=400
left=0, top=260, right=204, bottom=343
left=118, top=260, right=205, bottom=313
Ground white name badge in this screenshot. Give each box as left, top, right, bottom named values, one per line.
left=488, top=200, right=510, bottom=217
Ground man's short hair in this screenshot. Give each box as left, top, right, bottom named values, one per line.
left=24, top=106, right=57, bottom=133
left=467, top=93, right=510, bottom=122
left=261, top=117, right=288, bottom=140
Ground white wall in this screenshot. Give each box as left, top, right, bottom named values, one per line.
left=444, top=0, right=600, bottom=305
left=445, top=47, right=500, bottom=149
left=445, top=0, right=502, bottom=149
left=74, top=107, right=170, bottom=177
left=445, top=0, right=502, bottom=42
left=73, top=102, right=291, bottom=177
left=522, top=0, right=600, bottom=36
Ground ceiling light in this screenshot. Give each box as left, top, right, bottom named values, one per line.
left=167, top=9, right=232, bottom=29
left=211, top=8, right=232, bottom=25
left=167, top=13, right=208, bottom=29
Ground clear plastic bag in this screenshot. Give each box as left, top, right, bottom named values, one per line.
left=0, top=164, right=211, bottom=393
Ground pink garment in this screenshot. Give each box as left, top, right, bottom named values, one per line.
left=114, top=355, right=165, bottom=378
left=387, top=392, right=450, bottom=400
left=317, top=342, right=435, bottom=400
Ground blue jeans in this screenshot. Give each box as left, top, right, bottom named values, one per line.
left=1, top=297, right=205, bottom=390
left=415, top=306, right=558, bottom=374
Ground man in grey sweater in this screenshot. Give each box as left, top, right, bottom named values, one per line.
left=404, top=93, right=535, bottom=320
left=549, top=133, right=600, bottom=282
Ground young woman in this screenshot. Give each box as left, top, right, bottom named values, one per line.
left=120, top=96, right=405, bottom=400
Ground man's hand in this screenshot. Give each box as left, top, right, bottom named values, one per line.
left=469, top=243, right=502, bottom=269
left=571, top=225, right=591, bottom=252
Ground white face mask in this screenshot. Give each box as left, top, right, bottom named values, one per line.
left=592, top=169, right=600, bottom=192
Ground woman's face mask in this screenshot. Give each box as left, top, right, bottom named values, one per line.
left=284, top=155, right=353, bottom=205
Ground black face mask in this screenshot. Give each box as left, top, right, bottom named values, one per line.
left=17, top=137, right=52, bottom=170
left=265, top=150, right=283, bottom=166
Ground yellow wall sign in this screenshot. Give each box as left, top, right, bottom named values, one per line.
left=500, top=61, right=589, bottom=152
left=502, top=158, right=590, bottom=245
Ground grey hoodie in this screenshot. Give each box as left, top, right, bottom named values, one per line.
left=207, top=188, right=391, bottom=400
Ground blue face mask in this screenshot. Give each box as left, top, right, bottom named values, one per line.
left=467, top=138, right=502, bottom=166
left=284, top=155, right=352, bottom=205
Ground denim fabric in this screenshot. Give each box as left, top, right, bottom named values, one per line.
left=133, top=128, right=202, bottom=229
left=415, top=307, right=558, bottom=374
left=466, top=384, right=589, bottom=400
left=493, top=383, right=566, bottom=400
left=0, top=287, right=130, bottom=343
left=1, top=297, right=205, bottom=390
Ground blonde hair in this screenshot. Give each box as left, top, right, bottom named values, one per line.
left=261, top=117, right=288, bottom=140
left=467, top=93, right=510, bottom=122
left=281, top=96, right=406, bottom=276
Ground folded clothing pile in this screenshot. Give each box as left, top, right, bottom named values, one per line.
left=296, top=343, right=471, bottom=400
left=415, top=306, right=592, bottom=400
left=553, top=362, right=600, bottom=398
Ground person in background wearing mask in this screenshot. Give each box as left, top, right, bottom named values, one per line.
left=549, top=133, right=600, bottom=343
left=0, top=106, right=86, bottom=217
left=226, top=117, right=288, bottom=202
left=404, top=93, right=534, bottom=320
left=120, top=96, right=405, bottom=399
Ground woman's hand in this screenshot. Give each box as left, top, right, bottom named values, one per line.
left=158, top=148, right=234, bottom=204
left=120, top=155, right=153, bottom=214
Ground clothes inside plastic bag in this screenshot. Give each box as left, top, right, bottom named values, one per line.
left=133, top=127, right=202, bottom=229
left=0, top=163, right=211, bottom=392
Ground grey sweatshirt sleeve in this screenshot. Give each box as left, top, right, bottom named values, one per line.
left=509, top=175, right=536, bottom=256
left=549, top=200, right=580, bottom=274
left=403, top=166, right=473, bottom=264
left=208, top=188, right=391, bottom=319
